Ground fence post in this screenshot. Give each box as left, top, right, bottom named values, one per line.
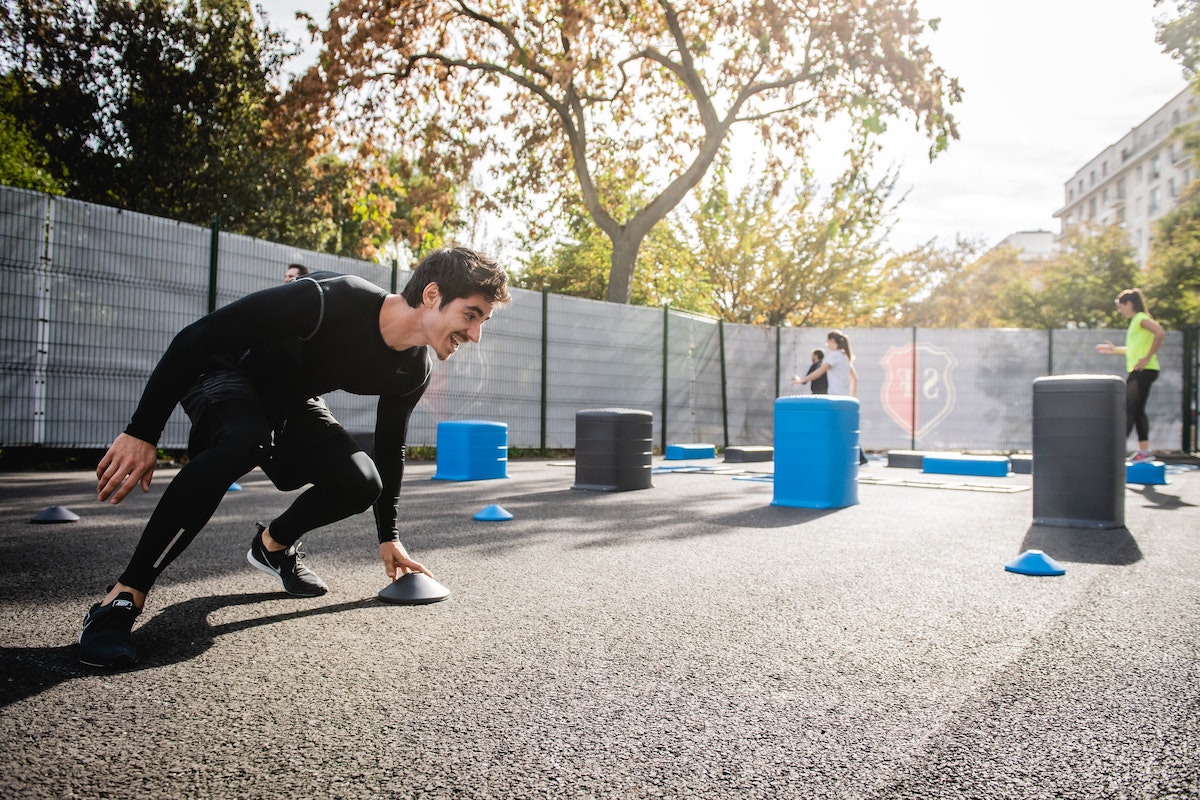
left=661, top=303, right=669, bottom=454
left=719, top=319, right=729, bottom=449
left=32, top=194, right=54, bottom=446
left=1184, top=326, right=1198, bottom=453
left=910, top=326, right=917, bottom=450
left=775, top=326, right=781, bottom=398
left=1047, top=328, right=1055, bottom=375
left=541, top=288, right=549, bottom=456
left=207, top=217, right=220, bottom=313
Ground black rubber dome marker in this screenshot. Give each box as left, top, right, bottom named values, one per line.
left=378, top=571, right=452, bottom=605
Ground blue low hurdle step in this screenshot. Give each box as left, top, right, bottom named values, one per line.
left=1010, top=454, right=1032, bottom=475
left=922, top=454, right=1010, bottom=477
left=1126, top=460, right=1167, bottom=485
left=665, top=442, right=716, bottom=460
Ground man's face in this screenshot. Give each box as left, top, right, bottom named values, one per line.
left=424, top=290, right=495, bottom=361
left=284, top=267, right=303, bottom=283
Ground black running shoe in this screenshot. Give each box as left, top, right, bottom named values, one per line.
left=78, top=591, right=140, bottom=668
left=247, top=523, right=329, bottom=597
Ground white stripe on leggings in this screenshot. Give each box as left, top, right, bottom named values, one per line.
left=153, top=528, right=188, bottom=569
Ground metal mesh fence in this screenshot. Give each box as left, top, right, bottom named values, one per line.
left=0, top=186, right=1192, bottom=453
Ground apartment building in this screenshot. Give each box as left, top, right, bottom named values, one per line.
left=995, top=229, right=1057, bottom=262
left=1054, top=84, right=1198, bottom=265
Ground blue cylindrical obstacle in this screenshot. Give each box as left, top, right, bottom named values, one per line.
left=573, top=408, right=654, bottom=492
left=772, top=396, right=860, bottom=509
left=1032, top=375, right=1124, bottom=529
left=432, top=420, right=508, bottom=481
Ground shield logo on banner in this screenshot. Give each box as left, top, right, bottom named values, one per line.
left=880, top=344, right=957, bottom=439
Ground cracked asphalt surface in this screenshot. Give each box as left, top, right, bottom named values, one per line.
left=1, top=456, right=1198, bottom=799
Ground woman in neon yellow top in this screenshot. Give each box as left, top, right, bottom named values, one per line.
left=1095, top=288, right=1166, bottom=462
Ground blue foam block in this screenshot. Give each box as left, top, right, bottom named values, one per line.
left=922, top=454, right=1010, bottom=477
left=1126, top=461, right=1167, bottom=485
left=665, top=443, right=716, bottom=460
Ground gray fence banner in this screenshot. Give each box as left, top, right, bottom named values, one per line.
left=0, top=186, right=1188, bottom=453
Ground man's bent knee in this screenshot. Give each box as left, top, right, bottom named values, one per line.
left=341, top=451, right=383, bottom=511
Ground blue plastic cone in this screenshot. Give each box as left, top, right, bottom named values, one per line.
left=31, top=505, right=80, bottom=523
left=1004, top=549, right=1066, bottom=577
left=473, top=504, right=513, bottom=521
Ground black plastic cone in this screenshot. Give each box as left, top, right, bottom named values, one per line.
left=377, top=572, right=451, bottom=605
left=31, top=505, right=80, bottom=523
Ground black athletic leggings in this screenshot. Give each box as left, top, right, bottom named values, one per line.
left=118, top=391, right=382, bottom=594
left=1125, top=369, right=1159, bottom=442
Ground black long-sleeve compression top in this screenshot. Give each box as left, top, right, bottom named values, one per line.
left=124, top=272, right=431, bottom=542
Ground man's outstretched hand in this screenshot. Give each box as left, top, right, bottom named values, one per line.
left=380, top=541, right=433, bottom=581
left=96, top=433, right=157, bottom=504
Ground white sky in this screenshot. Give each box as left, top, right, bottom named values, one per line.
left=258, top=0, right=1190, bottom=252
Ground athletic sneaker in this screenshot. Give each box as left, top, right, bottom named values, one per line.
left=78, top=591, right=140, bottom=668
left=1129, top=450, right=1155, bottom=463
left=247, top=523, right=328, bottom=597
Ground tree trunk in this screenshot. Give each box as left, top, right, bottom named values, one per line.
left=605, top=231, right=644, bottom=304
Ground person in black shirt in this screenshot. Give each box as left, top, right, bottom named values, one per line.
left=800, top=349, right=828, bottom=395
left=80, top=247, right=510, bottom=668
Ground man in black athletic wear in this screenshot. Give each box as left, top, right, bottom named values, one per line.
left=79, top=247, right=511, bottom=668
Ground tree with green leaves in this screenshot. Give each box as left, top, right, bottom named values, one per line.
left=303, top=0, right=961, bottom=303
left=1003, top=226, right=1138, bottom=329
left=0, top=74, right=61, bottom=193
left=1146, top=183, right=1200, bottom=327
left=514, top=201, right=714, bottom=312
left=0, top=0, right=457, bottom=260
left=681, top=138, right=900, bottom=327
left=1149, top=0, right=1200, bottom=328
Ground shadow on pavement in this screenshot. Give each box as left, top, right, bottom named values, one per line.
left=1128, top=484, right=1198, bottom=510
left=0, top=592, right=376, bottom=708
left=1019, top=524, right=1143, bottom=566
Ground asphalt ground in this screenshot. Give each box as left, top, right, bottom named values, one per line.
left=1, top=455, right=1198, bottom=800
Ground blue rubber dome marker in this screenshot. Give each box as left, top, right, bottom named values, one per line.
left=1004, top=549, right=1066, bottom=577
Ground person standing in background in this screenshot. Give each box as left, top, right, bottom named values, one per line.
left=793, top=349, right=828, bottom=395
left=284, top=263, right=309, bottom=283
left=1096, top=288, right=1166, bottom=462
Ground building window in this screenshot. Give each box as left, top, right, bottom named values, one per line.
left=1117, top=178, right=1126, bottom=199
left=1151, top=154, right=1161, bottom=180
left=1169, top=178, right=1177, bottom=198
left=1150, top=187, right=1161, bottom=215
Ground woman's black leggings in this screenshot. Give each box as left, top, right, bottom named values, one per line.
left=1125, top=369, right=1159, bottom=442
left=118, top=391, right=382, bottom=594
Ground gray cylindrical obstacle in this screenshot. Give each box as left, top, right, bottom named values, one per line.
left=573, top=408, right=653, bottom=492
left=772, top=396, right=860, bottom=509
left=1032, top=375, right=1125, bottom=529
